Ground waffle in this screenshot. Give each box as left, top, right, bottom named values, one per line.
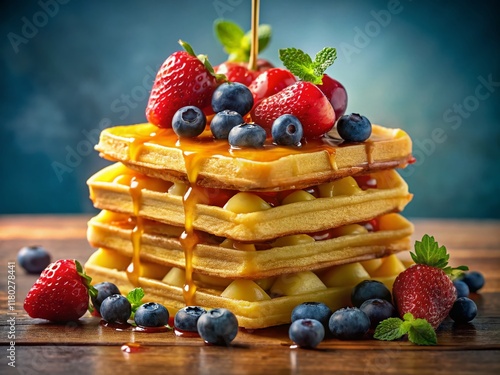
left=87, top=210, right=413, bottom=279
left=88, top=163, right=412, bottom=242
left=85, top=247, right=409, bottom=329
left=95, top=123, right=413, bottom=191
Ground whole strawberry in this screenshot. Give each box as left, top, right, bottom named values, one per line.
left=392, top=235, right=468, bottom=329
left=215, top=62, right=260, bottom=86
left=251, top=47, right=337, bottom=139
left=24, top=259, right=97, bottom=322
left=146, top=40, right=224, bottom=128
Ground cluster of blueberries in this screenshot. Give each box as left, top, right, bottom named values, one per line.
left=18, top=246, right=484, bottom=348
left=92, top=282, right=238, bottom=346
left=172, top=81, right=303, bottom=147
left=288, top=273, right=484, bottom=349
left=172, top=81, right=372, bottom=147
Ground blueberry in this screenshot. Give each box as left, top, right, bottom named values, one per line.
left=100, top=294, right=131, bottom=323
left=453, top=280, right=470, bottom=298
left=134, top=302, right=169, bottom=327
left=212, top=82, right=254, bottom=116
left=359, top=298, right=396, bottom=329
left=291, top=302, right=332, bottom=331
left=461, top=271, right=485, bottom=293
left=289, top=319, right=325, bottom=348
left=17, top=245, right=51, bottom=274
left=174, top=306, right=207, bottom=332
left=196, top=308, right=238, bottom=345
left=351, top=280, right=392, bottom=307
left=271, top=114, right=303, bottom=146
left=210, top=110, right=244, bottom=139
left=91, top=282, right=121, bottom=314
left=449, top=297, right=477, bottom=324
left=228, top=123, right=267, bottom=148
left=172, top=106, right=206, bottom=138
left=328, top=307, right=370, bottom=340
left=337, top=113, right=372, bottom=142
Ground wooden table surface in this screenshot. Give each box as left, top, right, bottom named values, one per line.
left=1, top=215, right=499, bottom=374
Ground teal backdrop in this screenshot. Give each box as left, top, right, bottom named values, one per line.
left=1, top=0, right=499, bottom=218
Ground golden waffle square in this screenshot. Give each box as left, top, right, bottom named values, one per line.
left=88, top=163, right=412, bottom=242
left=87, top=210, right=413, bottom=279
left=95, top=123, right=413, bottom=191
left=84, top=248, right=410, bottom=329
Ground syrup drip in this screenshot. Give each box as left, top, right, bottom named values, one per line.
left=121, top=342, right=143, bottom=353
left=180, top=151, right=208, bottom=305
left=126, top=176, right=144, bottom=285
left=365, top=140, right=375, bottom=165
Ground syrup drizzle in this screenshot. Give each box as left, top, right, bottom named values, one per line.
left=126, top=176, right=144, bottom=285
left=179, top=151, right=208, bottom=305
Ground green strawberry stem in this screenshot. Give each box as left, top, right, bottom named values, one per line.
left=411, top=234, right=468, bottom=278
left=178, top=39, right=226, bottom=82
left=75, top=259, right=98, bottom=313
left=279, top=47, right=337, bottom=84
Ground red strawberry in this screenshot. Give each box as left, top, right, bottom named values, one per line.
left=146, top=41, right=222, bottom=128
left=215, top=62, right=260, bottom=86
left=248, top=68, right=297, bottom=105
left=24, top=259, right=97, bottom=322
left=392, top=235, right=467, bottom=329
left=251, top=81, right=336, bottom=139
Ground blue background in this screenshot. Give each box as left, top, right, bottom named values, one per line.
left=1, top=0, right=499, bottom=218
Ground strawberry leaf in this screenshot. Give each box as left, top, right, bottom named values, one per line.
left=75, top=259, right=98, bottom=299
left=374, top=317, right=408, bottom=341
left=411, top=234, right=468, bottom=274
left=279, top=47, right=336, bottom=84
left=407, top=318, right=437, bottom=345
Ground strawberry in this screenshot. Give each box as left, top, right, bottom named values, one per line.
left=24, top=259, right=97, bottom=322
left=146, top=40, right=223, bottom=128
left=248, top=67, right=297, bottom=105
left=252, top=81, right=335, bottom=139
left=251, top=47, right=338, bottom=139
left=214, top=62, right=260, bottom=86
left=392, top=235, right=468, bottom=329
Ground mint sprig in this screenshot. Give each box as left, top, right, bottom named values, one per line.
left=411, top=234, right=468, bottom=279
left=214, top=19, right=271, bottom=63
left=374, top=313, right=437, bottom=346
left=279, top=47, right=337, bottom=84
left=126, top=287, right=145, bottom=319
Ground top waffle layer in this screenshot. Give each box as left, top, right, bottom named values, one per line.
left=95, top=123, right=413, bottom=191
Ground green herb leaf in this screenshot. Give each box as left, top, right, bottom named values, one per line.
left=279, top=47, right=337, bottom=84
left=127, top=287, right=145, bottom=318
left=374, top=317, right=408, bottom=341
left=407, top=318, right=437, bottom=345
left=313, top=47, right=337, bottom=77
left=411, top=234, right=468, bottom=274
left=214, top=19, right=272, bottom=63
left=214, top=19, right=245, bottom=55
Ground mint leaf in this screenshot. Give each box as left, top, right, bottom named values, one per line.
left=279, top=47, right=336, bottom=84
left=407, top=318, right=437, bottom=345
left=214, top=20, right=272, bottom=63
left=374, top=317, right=408, bottom=341
left=214, top=19, right=245, bottom=55
left=127, top=287, right=145, bottom=318
left=313, top=47, right=337, bottom=77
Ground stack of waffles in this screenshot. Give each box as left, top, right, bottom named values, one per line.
left=84, top=122, right=414, bottom=329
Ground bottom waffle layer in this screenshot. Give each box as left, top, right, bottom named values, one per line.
left=85, top=251, right=410, bottom=329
